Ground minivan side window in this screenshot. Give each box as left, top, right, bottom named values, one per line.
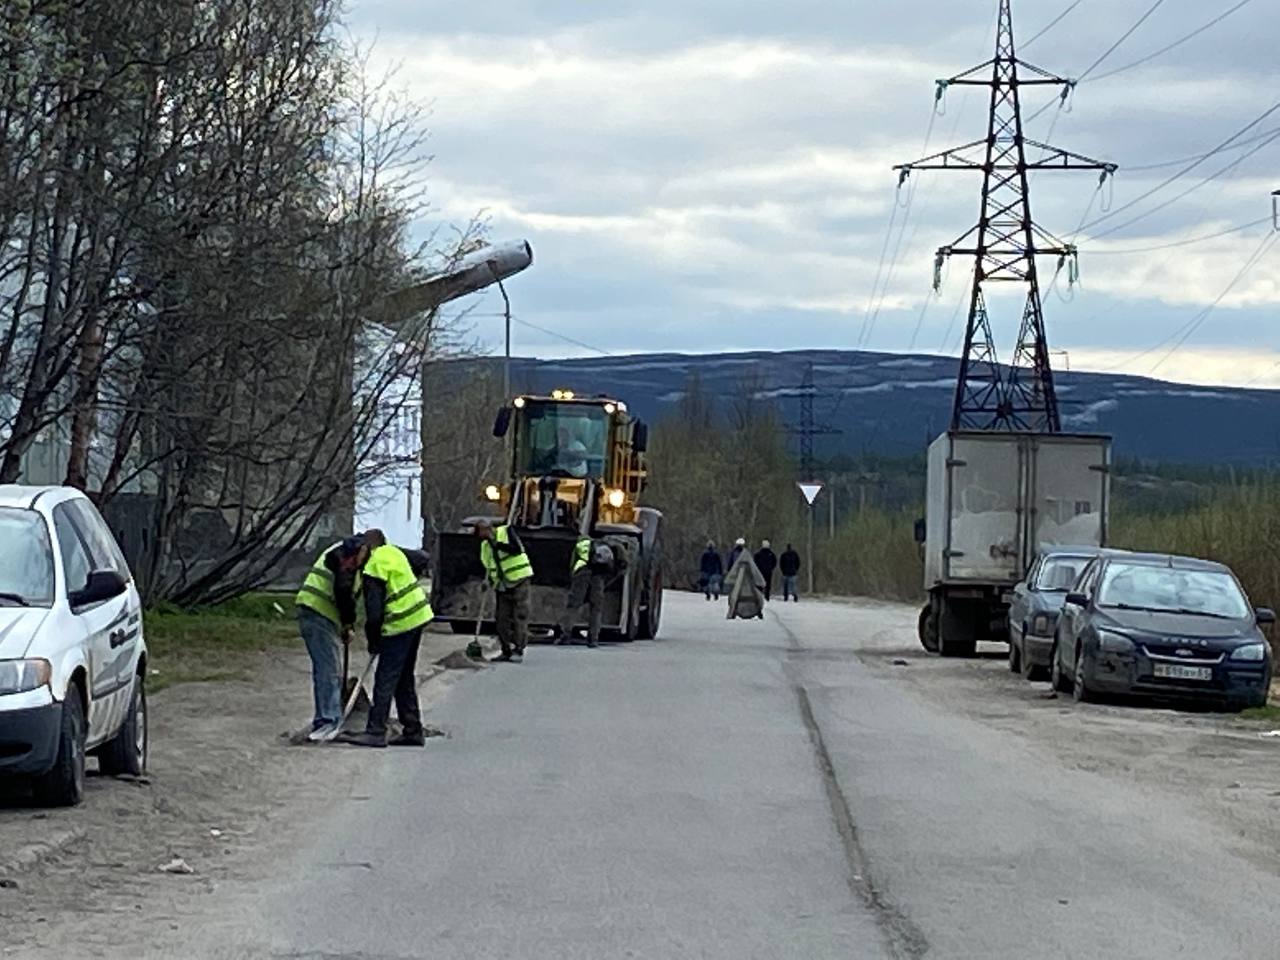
left=67, top=500, right=130, bottom=580
left=52, top=505, right=93, bottom=594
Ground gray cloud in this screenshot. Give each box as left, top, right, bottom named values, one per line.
left=352, top=0, right=1280, bottom=385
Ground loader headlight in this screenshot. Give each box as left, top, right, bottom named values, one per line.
left=604, top=403, right=616, bottom=414
left=0, top=659, right=52, bottom=696
left=483, top=484, right=501, bottom=502
left=606, top=488, right=626, bottom=509
left=513, top=397, right=526, bottom=409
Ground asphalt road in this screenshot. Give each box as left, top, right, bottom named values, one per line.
left=44, top=594, right=1280, bottom=959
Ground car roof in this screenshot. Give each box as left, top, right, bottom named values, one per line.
left=1036, top=545, right=1108, bottom=559
left=1101, top=551, right=1232, bottom=574
left=0, top=484, right=85, bottom=511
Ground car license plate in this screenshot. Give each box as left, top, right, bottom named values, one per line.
left=1153, top=663, right=1212, bottom=682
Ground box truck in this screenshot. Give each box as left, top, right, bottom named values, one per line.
left=917, top=431, right=1112, bottom=656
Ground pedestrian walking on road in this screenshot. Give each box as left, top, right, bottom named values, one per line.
left=558, top=536, right=614, bottom=647
left=727, top=537, right=746, bottom=571
left=294, top=536, right=366, bottom=742
left=343, top=530, right=434, bottom=748
left=780, top=544, right=801, bottom=602
left=754, top=540, right=777, bottom=601
left=726, top=549, right=767, bottom=620
left=477, top=519, right=535, bottom=662
left=699, top=541, right=724, bottom=600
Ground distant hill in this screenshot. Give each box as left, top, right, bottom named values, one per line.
left=476, top=349, right=1280, bottom=466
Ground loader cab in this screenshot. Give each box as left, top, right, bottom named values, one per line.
left=489, top=391, right=648, bottom=531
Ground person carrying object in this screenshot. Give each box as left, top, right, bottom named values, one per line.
left=295, top=536, right=366, bottom=743
left=342, top=529, right=435, bottom=748
left=476, top=519, right=535, bottom=662
left=558, top=536, right=615, bottom=648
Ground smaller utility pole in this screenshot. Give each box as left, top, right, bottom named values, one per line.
left=489, top=263, right=513, bottom=399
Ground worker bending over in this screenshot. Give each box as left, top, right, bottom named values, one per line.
left=294, top=537, right=364, bottom=742
left=557, top=536, right=614, bottom=648
left=343, top=530, right=434, bottom=747
left=476, top=519, right=534, bottom=662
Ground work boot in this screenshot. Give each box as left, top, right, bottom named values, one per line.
left=587, top=638, right=599, bottom=649
left=510, top=651, right=524, bottom=663
left=490, top=652, right=513, bottom=663
left=339, top=731, right=387, bottom=748
left=554, top=629, right=572, bottom=646
left=389, top=730, right=427, bottom=747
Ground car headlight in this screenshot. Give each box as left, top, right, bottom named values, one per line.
left=1030, top=613, right=1055, bottom=636
left=0, top=659, right=52, bottom=696
left=1098, top=630, right=1134, bottom=654
left=1230, top=642, right=1268, bottom=662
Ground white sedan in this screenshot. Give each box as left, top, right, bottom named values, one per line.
left=0, top=485, right=148, bottom=805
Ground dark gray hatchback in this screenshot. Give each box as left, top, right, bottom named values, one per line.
left=1051, top=553, right=1274, bottom=711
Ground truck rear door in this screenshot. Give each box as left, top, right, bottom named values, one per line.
left=1029, top=437, right=1110, bottom=552
left=945, top=434, right=1025, bottom=583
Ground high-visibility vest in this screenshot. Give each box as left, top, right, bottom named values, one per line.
left=480, top=525, right=534, bottom=586
left=295, top=543, right=361, bottom=625
left=364, top=544, right=433, bottom=636
left=571, top=538, right=590, bottom=574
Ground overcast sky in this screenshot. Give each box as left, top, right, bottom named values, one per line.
left=350, top=0, right=1278, bottom=387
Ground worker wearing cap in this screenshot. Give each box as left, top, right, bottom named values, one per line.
left=476, top=519, right=534, bottom=662
left=295, top=536, right=366, bottom=742
left=344, top=530, right=434, bottom=748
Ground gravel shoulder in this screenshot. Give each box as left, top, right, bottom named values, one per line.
left=819, top=596, right=1280, bottom=873
left=0, top=627, right=488, bottom=956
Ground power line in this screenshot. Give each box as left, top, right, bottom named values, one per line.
left=1124, top=125, right=1280, bottom=170
left=1147, top=230, right=1278, bottom=374
left=511, top=315, right=612, bottom=356
left=1077, top=0, right=1168, bottom=82
left=1088, top=216, right=1270, bottom=254
left=1023, top=0, right=1085, bottom=49
left=1087, top=125, right=1280, bottom=239
left=1078, top=98, right=1280, bottom=233
left=1088, top=0, right=1257, bottom=83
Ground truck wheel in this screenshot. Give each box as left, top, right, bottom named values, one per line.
left=98, top=673, right=147, bottom=777
left=33, top=690, right=86, bottom=807
left=637, top=575, right=663, bottom=640
left=938, top=600, right=977, bottom=658
left=917, top=603, right=939, bottom=653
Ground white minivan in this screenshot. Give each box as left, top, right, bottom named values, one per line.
left=0, top=485, right=148, bottom=806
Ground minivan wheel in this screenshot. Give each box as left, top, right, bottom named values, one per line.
left=1072, top=646, right=1096, bottom=704
left=33, top=692, right=86, bottom=807
left=99, top=674, right=148, bottom=777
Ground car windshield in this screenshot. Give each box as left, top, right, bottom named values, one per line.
left=516, top=402, right=609, bottom=478
left=0, top=507, right=56, bottom=607
left=1034, top=555, right=1092, bottom=592
left=1097, top=563, right=1251, bottom=619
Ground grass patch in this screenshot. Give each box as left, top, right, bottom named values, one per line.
left=1240, top=704, right=1280, bottom=723
left=144, top=593, right=298, bottom=693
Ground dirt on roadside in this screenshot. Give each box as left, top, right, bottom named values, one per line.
left=823, top=597, right=1280, bottom=876
left=0, top=629, right=487, bottom=956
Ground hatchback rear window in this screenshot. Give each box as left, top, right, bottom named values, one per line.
left=0, top=507, right=56, bottom=607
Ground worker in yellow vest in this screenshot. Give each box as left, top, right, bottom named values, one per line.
left=342, top=529, right=435, bottom=747
left=475, top=519, right=534, bottom=662
left=556, top=536, right=613, bottom=648
left=295, top=536, right=366, bottom=742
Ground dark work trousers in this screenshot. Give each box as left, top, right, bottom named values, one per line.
left=561, top=569, right=605, bottom=644
left=366, top=627, right=423, bottom=738
left=496, top=580, right=531, bottom=657
left=761, top=572, right=774, bottom=601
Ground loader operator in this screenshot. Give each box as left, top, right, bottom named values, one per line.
left=556, top=536, right=614, bottom=648
left=342, top=529, right=434, bottom=748
left=476, top=519, right=534, bottom=662
left=294, top=537, right=365, bottom=743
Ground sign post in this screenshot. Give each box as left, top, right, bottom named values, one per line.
left=797, top=481, right=823, bottom=597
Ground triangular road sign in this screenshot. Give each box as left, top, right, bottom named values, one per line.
left=797, top=481, right=823, bottom=505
